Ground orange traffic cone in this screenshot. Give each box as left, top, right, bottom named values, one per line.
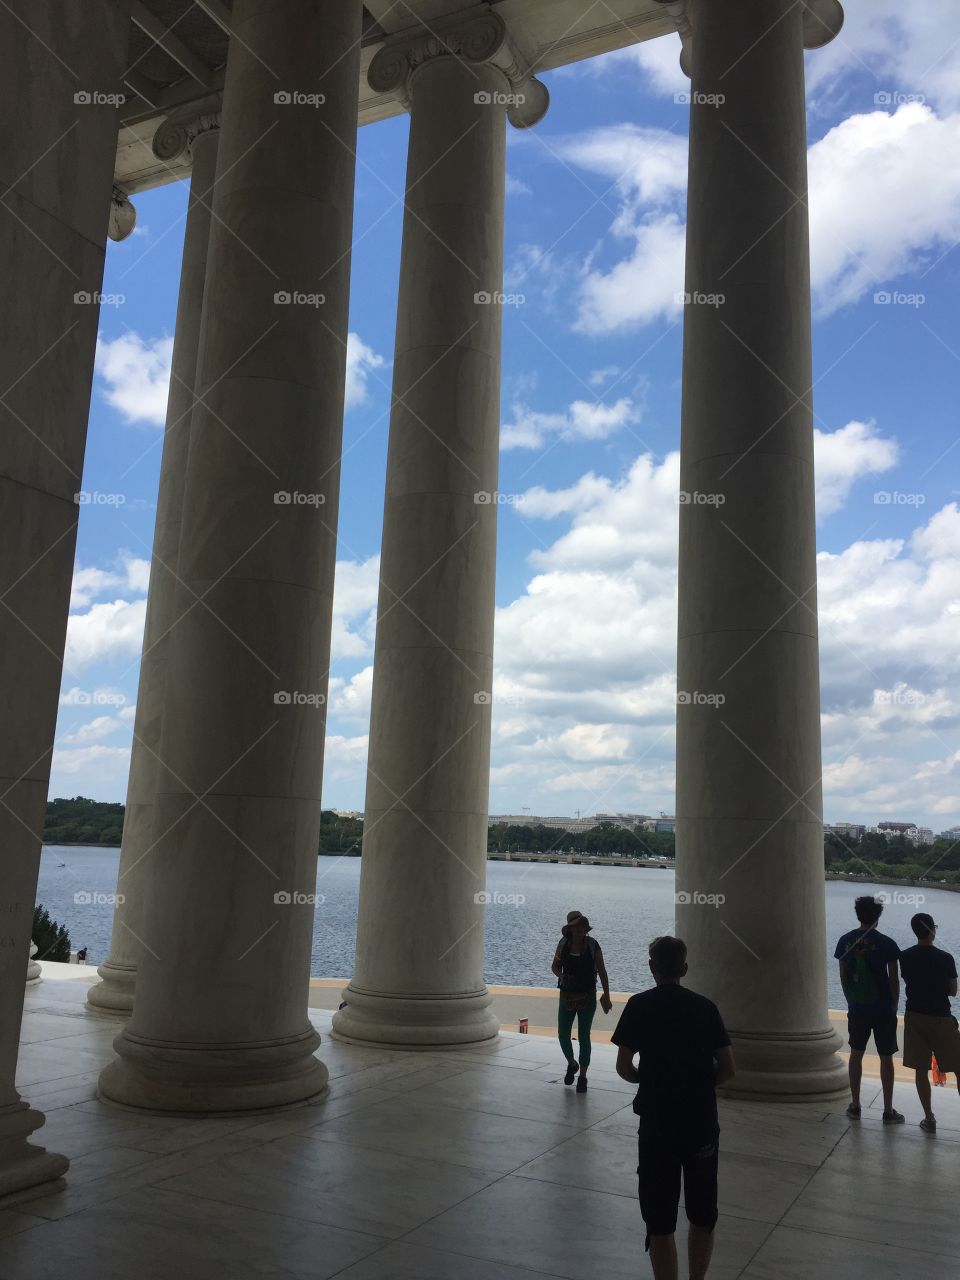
left=932, top=1055, right=948, bottom=1086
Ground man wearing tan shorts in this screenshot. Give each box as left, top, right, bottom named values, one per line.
left=899, top=912, right=960, bottom=1134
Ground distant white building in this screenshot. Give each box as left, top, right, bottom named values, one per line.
left=825, top=822, right=866, bottom=839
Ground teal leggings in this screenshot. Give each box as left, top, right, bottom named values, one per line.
left=558, top=993, right=597, bottom=1068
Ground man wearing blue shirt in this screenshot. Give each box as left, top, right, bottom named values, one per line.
left=834, top=895, right=903, bottom=1123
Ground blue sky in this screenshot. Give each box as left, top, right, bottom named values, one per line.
left=55, top=0, right=960, bottom=830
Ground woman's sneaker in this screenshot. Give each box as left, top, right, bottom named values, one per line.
left=882, top=1109, right=906, bottom=1124
left=576, top=1075, right=588, bottom=1093
left=920, top=1116, right=937, bottom=1133
left=846, top=1103, right=861, bottom=1119
left=564, top=1061, right=578, bottom=1086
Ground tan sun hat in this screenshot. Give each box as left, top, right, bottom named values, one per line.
left=564, top=909, right=592, bottom=933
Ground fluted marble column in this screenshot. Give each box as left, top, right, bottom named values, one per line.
left=673, top=0, right=847, bottom=1097
left=0, top=0, right=129, bottom=1199
left=333, top=7, right=547, bottom=1048
left=98, top=0, right=363, bottom=1112
left=89, top=104, right=221, bottom=1017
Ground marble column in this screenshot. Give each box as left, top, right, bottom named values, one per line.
left=333, top=8, right=547, bottom=1048
left=0, top=0, right=129, bottom=1199
left=88, top=105, right=221, bottom=1017
left=674, top=0, right=847, bottom=1097
left=98, top=0, right=363, bottom=1113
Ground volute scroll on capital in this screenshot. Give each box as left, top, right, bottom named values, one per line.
left=367, top=5, right=549, bottom=129
left=653, top=0, right=844, bottom=77
left=151, top=94, right=223, bottom=166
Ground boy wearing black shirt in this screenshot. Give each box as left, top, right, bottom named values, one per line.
left=613, top=936, right=735, bottom=1280
left=900, top=912, right=960, bottom=1133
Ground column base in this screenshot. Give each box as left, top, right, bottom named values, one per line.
left=0, top=1101, right=68, bottom=1202
left=97, top=1024, right=328, bottom=1115
left=86, top=960, right=135, bottom=1016
left=331, top=984, right=500, bottom=1049
left=719, top=1026, right=849, bottom=1102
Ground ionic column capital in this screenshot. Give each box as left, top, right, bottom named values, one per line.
left=368, top=3, right=548, bottom=129
left=152, top=92, right=223, bottom=165
left=654, top=0, right=844, bottom=78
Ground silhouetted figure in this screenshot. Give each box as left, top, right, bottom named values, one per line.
left=551, top=910, right=612, bottom=1092
left=835, top=895, right=903, bottom=1123
left=900, top=912, right=960, bottom=1132
left=613, top=936, right=735, bottom=1280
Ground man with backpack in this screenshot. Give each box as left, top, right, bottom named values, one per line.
left=835, top=895, right=904, bottom=1123
left=899, top=912, right=960, bottom=1133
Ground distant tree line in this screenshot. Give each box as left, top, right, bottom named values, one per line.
left=44, top=796, right=125, bottom=845
left=45, top=797, right=364, bottom=855
left=824, top=830, right=960, bottom=885
left=487, top=821, right=677, bottom=859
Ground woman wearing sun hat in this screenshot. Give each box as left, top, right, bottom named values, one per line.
left=551, top=909, right=613, bottom=1091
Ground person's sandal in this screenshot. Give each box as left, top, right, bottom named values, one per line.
left=920, top=1116, right=937, bottom=1133
left=576, top=1075, right=588, bottom=1093
left=564, top=1061, right=578, bottom=1086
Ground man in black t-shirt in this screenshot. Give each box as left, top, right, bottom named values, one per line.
left=613, top=936, right=735, bottom=1280
left=900, top=912, right=960, bottom=1133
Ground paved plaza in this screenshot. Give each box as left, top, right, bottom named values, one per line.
left=2, top=974, right=956, bottom=1279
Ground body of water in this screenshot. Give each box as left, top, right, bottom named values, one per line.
left=37, top=846, right=960, bottom=1010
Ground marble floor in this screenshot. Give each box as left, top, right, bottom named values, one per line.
left=2, top=976, right=958, bottom=1279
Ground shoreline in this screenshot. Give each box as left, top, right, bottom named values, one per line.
left=43, top=845, right=960, bottom=893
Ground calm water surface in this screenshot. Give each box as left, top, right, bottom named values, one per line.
left=37, top=847, right=960, bottom=1010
